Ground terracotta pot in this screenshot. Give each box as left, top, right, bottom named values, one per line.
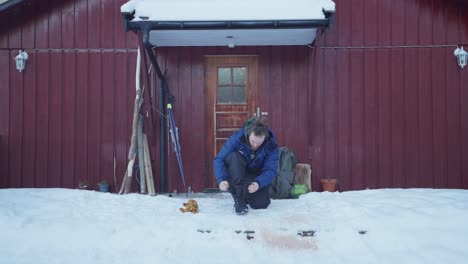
left=320, top=179, right=337, bottom=192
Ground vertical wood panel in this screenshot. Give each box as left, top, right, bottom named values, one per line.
left=48, top=0, right=62, bottom=49
left=62, top=52, right=76, bottom=188
left=21, top=51, right=37, bottom=188
left=48, top=51, right=63, bottom=187
left=432, top=0, right=447, bottom=45
left=126, top=51, right=137, bottom=191
left=337, top=49, right=351, bottom=190
left=8, top=8, right=21, bottom=48
left=364, top=0, right=378, bottom=46
left=419, top=0, right=433, bottom=45
left=350, top=50, right=365, bottom=190
left=351, top=0, right=364, bottom=46
left=404, top=48, right=420, bottom=187
left=377, top=49, right=391, bottom=188
left=258, top=46, right=271, bottom=116
left=9, top=50, right=23, bottom=187
left=390, top=49, right=405, bottom=187
left=75, top=52, right=88, bottom=185
left=391, top=0, right=405, bottom=46
left=35, top=0, right=49, bottom=49
left=296, top=47, right=309, bottom=161
left=166, top=48, right=179, bottom=192
left=269, top=46, right=284, bottom=144
left=337, top=0, right=351, bottom=46
left=418, top=48, right=434, bottom=187
left=87, top=52, right=101, bottom=186
left=445, top=48, right=461, bottom=188
left=364, top=50, right=379, bottom=189
left=101, top=0, right=114, bottom=48
left=446, top=4, right=460, bottom=44
left=432, top=48, right=448, bottom=188
left=323, top=49, right=338, bottom=181
left=35, top=52, right=50, bottom=187
left=75, top=0, right=88, bottom=49
left=62, top=1, right=75, bottom=48
left=462, top=7, right=468, bottom=45
left=101, top=52, right=114, bottom=190
left=178, top=47, right=192, bottom=190
left=88, top=0, right=101, bottom=48
left=114, top=0, right=127, bottom=48
left=377, top=0, right=391, bottom=46
left=405, top=0, right=419, bottom=46
left=0, top=11, right=9, bottom=48
left=190, top=47, right=204, bottom=191
left=0, top=51, right=9, bottom=187
left=461, top=61, right=468, bottom=189
left=21, top=1, right=36, bottom=49
left=284, top=47, right=297, bottom=151
left=114, top=52, right=128, bottom=191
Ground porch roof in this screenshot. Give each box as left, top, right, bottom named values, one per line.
left=120, top=0, right=335, bottom=47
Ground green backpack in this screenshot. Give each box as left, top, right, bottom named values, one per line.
left=269, top=147, right=298, bottom=199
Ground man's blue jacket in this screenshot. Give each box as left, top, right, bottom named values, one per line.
left=213, top=125, right=279, bottom=189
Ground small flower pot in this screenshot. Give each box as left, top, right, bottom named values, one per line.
left=320, top=179, right=337, bottom=192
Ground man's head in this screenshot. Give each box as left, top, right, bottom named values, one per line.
left=247, top=116, right=269, bottom=151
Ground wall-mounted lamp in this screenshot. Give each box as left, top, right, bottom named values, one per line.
left=226, top=36, right=235, bottom=48
left=454, top=46, right=467, bottom=69
left=14, top=50, right=28, bottom=72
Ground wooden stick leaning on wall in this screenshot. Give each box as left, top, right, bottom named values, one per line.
left=119, top=47, right=143, bottom=194
left=143, top=134, right=156, bottom=195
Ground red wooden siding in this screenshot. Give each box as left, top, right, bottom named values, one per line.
left=1, top=0, right=468, bottom=192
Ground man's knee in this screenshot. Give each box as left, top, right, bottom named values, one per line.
left=226, top=151, right=246, bottom=166
left=247, top=196, right=271, bottom=209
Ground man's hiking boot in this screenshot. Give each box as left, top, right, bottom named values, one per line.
left=232, top=194, right=248, bottom=215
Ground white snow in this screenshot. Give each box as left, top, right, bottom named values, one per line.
left=121, top=0, right=335, bottom=21
left=1, top=188, right=468, bottom=264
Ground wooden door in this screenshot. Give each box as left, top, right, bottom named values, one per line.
left=205, top=56, right=259, bottom=188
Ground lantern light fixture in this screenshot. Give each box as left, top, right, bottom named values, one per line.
left=13, top=50, right=28, bottom=73
left=454, top=46, right=468, bottom=69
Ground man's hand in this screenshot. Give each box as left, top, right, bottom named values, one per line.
left=248, top=182, right=259, bottom=193
left=219, top=181, right=229, bottom=192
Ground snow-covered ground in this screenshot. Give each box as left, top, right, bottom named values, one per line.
left=1, top=188, right=467, bottom=264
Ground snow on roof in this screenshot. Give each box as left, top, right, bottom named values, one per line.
left=121, top=0, right=335, bottom=21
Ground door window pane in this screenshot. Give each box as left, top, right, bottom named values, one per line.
left=233, top=67, right=246, bottom=85
left=232, top=86, right=246, bottom=103
left=218, top=67, right=231, bottom=85
left=217, top=86, right=230, bottom=103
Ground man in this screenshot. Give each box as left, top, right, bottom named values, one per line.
left=213, top=116, right=279, bottom=215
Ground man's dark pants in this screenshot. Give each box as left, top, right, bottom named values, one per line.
left=225, top=151, right=271, bottom=209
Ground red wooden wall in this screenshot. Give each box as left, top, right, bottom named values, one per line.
left=1, top=0, right=467, bottom=192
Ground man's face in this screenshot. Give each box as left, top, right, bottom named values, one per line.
left=248, top=133, right=266, bottom=151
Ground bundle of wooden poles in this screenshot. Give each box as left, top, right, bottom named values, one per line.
left=119, top=48, right=156, bottom=195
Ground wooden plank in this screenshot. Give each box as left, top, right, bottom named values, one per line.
left=296, top=47, right=309, bottom=161
left=87, top=0, right=101, bottom=48
left=268, top=46, right=284, bottom=143
left=62, top=51, right=76, bottom=188
left=35, top=52, right=50, bottom=188
left=390, top=49, right=405, bottom=188
left=462, top=6, right=468, bottom=45
left=74, top=52, right=88, bottom=186
left=431, top=48, right=448, bottom=188
left=418, top=0, right=433, bottom=46
left=418, top=48, right=434, bottom=188
left=364, top=0, right=378, bottom=46
left=337, top=49, right=351, bottom=191
left=364, top=49, right=378, bottom=189
left=21, top=0, right=35, bottom=49
left=179, top=47, right=192, bottom=190
left=8, top=7, right=21, bottom=48
left=114, top=0, right=127, bottom=48
left=377, top=0, right=391, bottom=46
left=405, top=0, right=419, bottom=46
left=114, top=52, right=128, bottom=191
left=48, top=51, right=63, bottom=187
left=0, top=51, right=9, bottom=187
left=101, top=52, right=115, bottom=190
left=445, top=47, right=461, bottom=188
left=166, top=48, right=179, bottom=192
left=0, top=9, right=9, bottom=48
left=257, top=46, right=271, bottom=117
left=21, top=50, right=37, bottom=188
left=351, top=0, right=364, bottom=47
left=61, top=1, right=75, bottom=48
left=87, top=52, right=101, bottom=186
left=323, top=49, right=338, bottom=183
left=377, top=49, right=391, bottom=188
left=461, top=50, right=468, bottom=189
left=350, top=49, right=365, bottom=190
left=9, top=49, right=23, bottom=187
left=190, top=47, right=205, bottom=192
left=337, top=0, right=351, bottom=46
left=391, top=0, right=405, bottom=46
left=404, top=48, right=420, bottom=188
left=34, top=0, right=49, bottom=49
left=48, top=0, right=62, bottom=49
left=127, top=50, right=138, bottom=192
left=143, top=134, right=155, bottom=195
left=432, top=0, right=447, bottom=45
left=75, top=0, right=88, bottom=49
left=101, top=0, right=114, bottom=48
left=309, top=47, right=325, bottom=190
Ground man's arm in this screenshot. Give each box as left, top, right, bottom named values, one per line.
left=254, top=142, right=279, bottom=188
